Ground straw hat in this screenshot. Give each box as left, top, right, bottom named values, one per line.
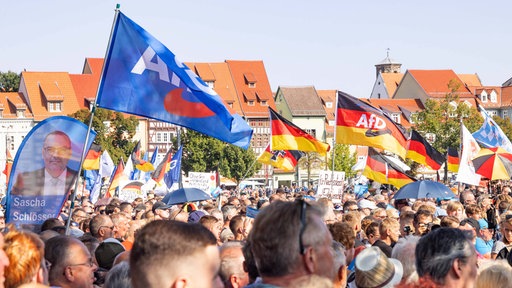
left=349, top=246, right=403, bottom=288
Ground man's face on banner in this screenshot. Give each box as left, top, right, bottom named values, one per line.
left=42, top=133, right=72, bottom=177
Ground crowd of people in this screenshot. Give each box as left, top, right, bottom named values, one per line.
left=1, top=180, right=512, bottom=288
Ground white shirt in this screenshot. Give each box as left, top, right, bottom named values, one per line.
left=43, top=168, right=67, bottom=196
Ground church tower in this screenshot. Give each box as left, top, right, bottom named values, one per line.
left=375, top=49, right=401, bottom=77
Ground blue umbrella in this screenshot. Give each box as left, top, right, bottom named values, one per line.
left=162, top=187, right=212, bottom=205
left=392, top=180, right=456, bottom=200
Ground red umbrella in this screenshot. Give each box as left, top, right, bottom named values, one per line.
left=472, top=147, right=512, bottom=180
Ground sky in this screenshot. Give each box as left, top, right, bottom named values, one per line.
left=2, top=1, right=512, bottom=99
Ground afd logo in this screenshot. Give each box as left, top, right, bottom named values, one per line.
left=130, top=46, right=215, bottom=118
left=355, top=114, right=387, bottom=129
left=130, top=46, right=216, bottom=96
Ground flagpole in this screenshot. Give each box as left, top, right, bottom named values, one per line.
left=331, top=91, right=339, bottom=198
left=65, top=5, right=121, bottom=236
left=177, top=128, right=183, bottom=189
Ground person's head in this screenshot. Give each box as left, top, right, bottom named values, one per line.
left=71, top=208, right=88, bottom=224
left=446, top=201, right=464, bottom=221
left=151, top=201, right=170, bottom=220
left=391, top=235, right=420, bottom=283
left=42, top=131, right=72, bottom=178
left=0, top=232, right=9, bottom=288
left=199, top=215, right=222, bottom=243
left=460, top=190, right=476, bottom=206
left=371, top=208, right=387, bottom=221
left=413, top=209, right=433, bottom=236
left=476, top=263, right=512, bottom=288
left=499, top=215, right=512, bottom=245
left=45, top=235, right=97, bottom=288
left=365, top=221, right=381, bottom=245
left=477, top=219, right=493, bottom=242
left=89, top=214, right=117, bottom=242
left=328, top=222, right=355, bottom=265
left=465, top=204, right=482, bottom=220
left=4, top=228, right=46, bottom=287
left=440, top=215, right=460, bottom=228
left=459, top=218, right=480, bottom=242
left=219, top=241, right=249, bottom=288
left=343, top=200, right=358, bottom=214
left=248, top=199, right=335, bottom=283
left=342, top=211, right=361, bottom=235
left=104, top=261, right=132, bottom=288
left=399, top=211, right=415, bottom=237
left=130, top=220, right=220, bottom=288
left=415, top=228, right=477, bottom=287
left=110, top=213, right=131, bottom=240
left=379, top=218, right=400, bottom=244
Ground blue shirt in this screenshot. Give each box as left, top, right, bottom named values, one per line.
left=476, top=237, right=494, bottom=255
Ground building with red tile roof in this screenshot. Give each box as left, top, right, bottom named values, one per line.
left=317, top=90, right=336, bottom=141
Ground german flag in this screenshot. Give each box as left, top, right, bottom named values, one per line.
left=406, top=130, right=445, bottom=170
left=270, top=108, right=330, bottom=156
left=336, top=91, right=408, bottom=158
left=82, top=143, right=102, bottom=170
left=106, top=158, right=127, bottom=198
left=151, top=149, right=172, bottom=183
left=447, top=147, right=460, bottom=173
left=257, top=144, right=305, bottom=171
left=131, top=140, right=155, bottom=172
left=363, top=147, right=415, bottom=188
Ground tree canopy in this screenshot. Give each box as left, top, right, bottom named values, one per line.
left=330, top=144, right=358, bottom=178
left=69, top=108, right=139, bottom=163
left=175, top=129, right=260, bottom=183
left=0, top=71, right=21, bottom=92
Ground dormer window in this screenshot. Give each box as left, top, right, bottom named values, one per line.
left=248, top=82, right=256, bottom=88
left=261, top=100, right=267, bottom=106
left=326, top=102, right=333, bottom=108
left=490, top=90, right=497, bottom=103
left=248, top=101, right=255, bottom=106
left=481, top=92, right=488, bottom=102
left=391, top=113, right=401, bottom=123
left=48, top=102, right=62, bottom=112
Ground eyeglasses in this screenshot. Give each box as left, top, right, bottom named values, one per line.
left=43, top=146, right=70, bottom=156
left=68, top=258, right=95, bottom=268
left=298, top=198, right=308, bottom=255
left=417, top=222, right=433, bottom=228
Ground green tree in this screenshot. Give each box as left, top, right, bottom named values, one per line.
left=413, top=80, right=482, bottom=153
left=331, top=144, right=358, bottom=178
left=0, top=71, right=21, bottom=92
left=176, top=129, right=260, bottom=183
left=492, top=116, right=512, bottom=141
left=69, top=108, right=139, bottom=163
left=298, top=152, right=325, bottom=186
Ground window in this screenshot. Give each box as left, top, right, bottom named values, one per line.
left=490, top=91, right=497, bottom=103
left=328, top=120, right=335, bottom=126
left=55, top=102, right=62, bottom=111
left=248, top=82, right=256, bottom=88
left=391, top=113, right=401, bottom=123
left=504, top=110, right=508, bottom=118
left=16, top=110, right=24, bottom=118
left=304, top=129, right=316, bottom=138
left=48, top=102, right=62, bottom=112
left=448, top=102, right=457, bottom=118
left=163, top=133, right=169, bottom=143
left=48, top=102, right=54, bottom=111
left=248, top=101, right=255, bottom=106
left=260, top=100, right=267, bottom=106
left=481, top=93, right=487, bottom=102
left=326, top=102, right=333, bottom=108
left=156, top=133, right=162, bottom=142
left=490, top=110, right=498, bottom=117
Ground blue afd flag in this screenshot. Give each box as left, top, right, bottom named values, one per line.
left=6, top=116, right=96, bottom=225
left=96, top=12, right=253, bottom=149
left=164, top=146, right=183, bottom=188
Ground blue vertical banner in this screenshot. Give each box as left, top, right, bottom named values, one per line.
left=6, top=116, right=96, bottom=225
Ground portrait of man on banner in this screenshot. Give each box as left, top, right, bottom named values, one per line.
left=5, top=116, right=96, bottom=225
left=11, top=130, right=78, bottom=196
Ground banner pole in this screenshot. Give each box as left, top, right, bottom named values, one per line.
left=65, top=5, right=121, bottom=235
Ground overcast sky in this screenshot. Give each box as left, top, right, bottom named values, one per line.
left=2, top=0, right=512, bottom=98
